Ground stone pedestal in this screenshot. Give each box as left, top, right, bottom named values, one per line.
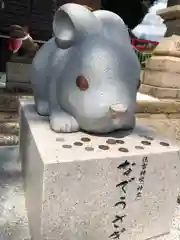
left=140, top=35, right=180, bottom=99
left=19, top=99, right=180, bottom=240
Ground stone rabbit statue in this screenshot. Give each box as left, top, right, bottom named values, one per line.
left=31, top=3, right=141, bottom=133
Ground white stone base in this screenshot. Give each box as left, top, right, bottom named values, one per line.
left=19, top=99, right=180, bottom=240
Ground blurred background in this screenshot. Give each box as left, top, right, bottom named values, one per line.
left=133, top=0, right=167, bottom=41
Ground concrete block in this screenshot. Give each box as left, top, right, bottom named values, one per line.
left=19, top=99, right=180, bottom=240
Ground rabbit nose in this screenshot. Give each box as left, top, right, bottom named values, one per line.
left=109, top=104, right=128, bottom=119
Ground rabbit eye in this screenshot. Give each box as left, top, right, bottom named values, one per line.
left=76, top=75, right=89, bottom=91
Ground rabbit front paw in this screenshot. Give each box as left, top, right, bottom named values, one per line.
left=50, top=112, right=80, bottom=133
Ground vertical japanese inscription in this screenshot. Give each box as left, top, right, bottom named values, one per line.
left=109, top=160, right=136, bottom=239
left=135, top=156, right=148, bottom=201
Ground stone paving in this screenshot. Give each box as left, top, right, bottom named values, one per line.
left=0, top=146, right=30, bottom=240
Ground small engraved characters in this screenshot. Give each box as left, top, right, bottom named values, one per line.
left=135, top=156, right=148, bottom=200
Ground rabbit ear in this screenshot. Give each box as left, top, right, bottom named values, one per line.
left=53, top=3, right=101, bottom=49
left=93, top=10, right=131, bottom=45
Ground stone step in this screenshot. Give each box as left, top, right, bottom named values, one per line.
left=145, top=56, right=180, bottom=74
left=6, top=82, right=32, bottom=94
left=0, top=112, right=18, bottom=122
left=0, top=113, right=19, bottom=136
left=0, top=123, right=19, bottom=135
left=0, top=87, right=32, bottom=96
left=0, top=134, right=19, bottom=145
left=0, top=94, right=19, bottom=112
left=0, top=93, right=32, bottom=112
left=143, top=69, right=180, bottom=89
left=136, top=97, right=180, bottom=114
left=140, top=83, right=180, bottom=99
left=152, top=36, right=180, bottom=58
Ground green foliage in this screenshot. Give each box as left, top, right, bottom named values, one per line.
left=134, top=48, right=152, bottom=69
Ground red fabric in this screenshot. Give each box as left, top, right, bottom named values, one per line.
left=7, top=38, right=22, bottom=52
left=131, top=37, right=159, bottom=50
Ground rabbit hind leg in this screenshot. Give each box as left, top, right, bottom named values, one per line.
left=35, top=98, right=50, bottom=116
